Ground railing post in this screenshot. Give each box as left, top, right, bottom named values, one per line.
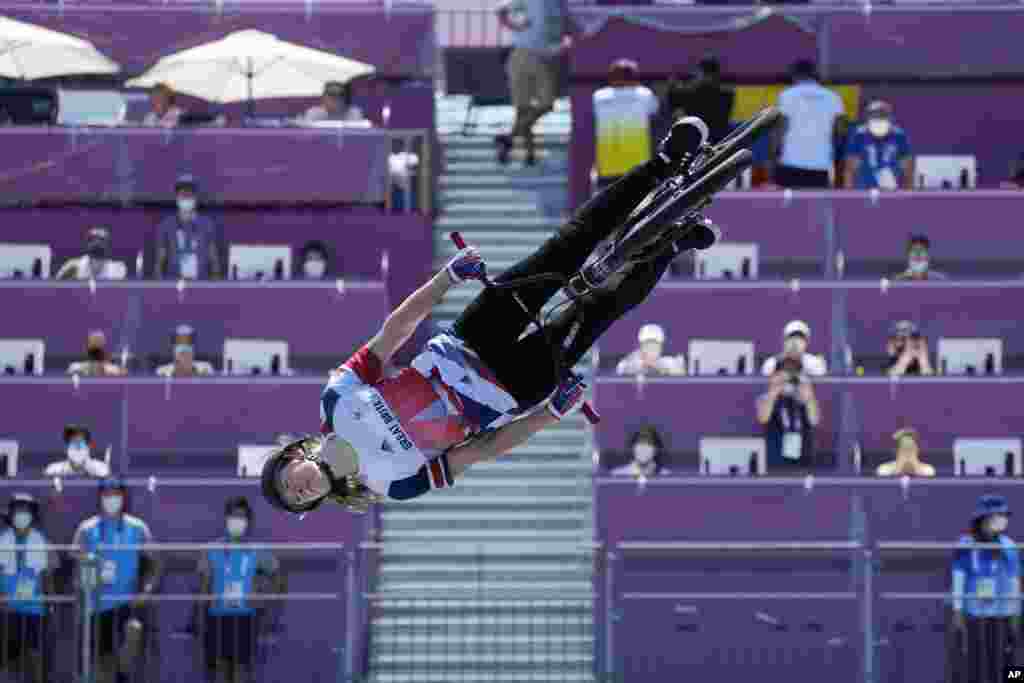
left=79, top=552, right=99, bottom=683
left=345, top=548, right=358, bottom=683
left=862, top=549, right=875, bottom=683
left=604, top=550, right=618, bottom=683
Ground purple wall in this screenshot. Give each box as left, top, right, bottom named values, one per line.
left=0, top=207, right=433, bottom=303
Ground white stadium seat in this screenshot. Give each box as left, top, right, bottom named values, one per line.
left=694, top=242, right=759, bottom=280
left=688, top=339, right=755, bottom=375
left=938, top=337, right=1003, bottom=375
left=954, top=438, right=1022, bottom=477
left=914, top=155, right=977, bottom=189
left=237, top=444, right=277, bottom=478
left=228, top=244, right=292, bottom=281
left=0, top=339, right=45, bottom=375
left=699, top=437, right=767, bottom=476
left=223, top=339, right=289, bottom=376
left=0, top=244, right=51, bottom=279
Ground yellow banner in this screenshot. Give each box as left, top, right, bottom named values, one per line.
left=732, top=85, right=862, bottom=121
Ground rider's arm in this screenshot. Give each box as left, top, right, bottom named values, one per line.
left=368, top=270, right=453, bottom=366
left=447, top=409, right=559, bottom=476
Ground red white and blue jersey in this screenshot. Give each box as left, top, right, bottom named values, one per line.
left=320, top=332, right=519, bottom=499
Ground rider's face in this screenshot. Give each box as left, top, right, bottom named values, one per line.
left=279, top=459, right=331, bottom=508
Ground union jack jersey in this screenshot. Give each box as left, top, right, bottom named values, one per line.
left=320, top=331, right=519, bottom=499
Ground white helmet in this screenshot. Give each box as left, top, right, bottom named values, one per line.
left=638, top=324, right=666, bottom=345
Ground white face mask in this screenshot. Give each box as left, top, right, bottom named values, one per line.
left=867, top=119, right=891, bottom=138
left=101, top=495, right=124, bottom=517
left=67, top=444, right=89, bottom=465
left=12, top=511, right=32, bottom=531
left=226, top=517, right=248, bottom=538
left=987, top=515, right=1009, bottom=535
left=908, top=257, right=929, bottom=274
left=784, top=336, right=807, bottom=355
left=633, top=443, right=656, bottom=464
left=177, top=198, right=196, bottom=215
left=304, top=260, right=326, bottom=279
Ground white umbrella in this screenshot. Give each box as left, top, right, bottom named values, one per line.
left=0, top=16, right=120, bottom=79
left=126, top=30, right=375, bottom=113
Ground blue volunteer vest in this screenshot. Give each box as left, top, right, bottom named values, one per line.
left=207, top=544, right=259, bottom=616
left=955, top=534, right=1021, bottom=618
left=0, top=529, right=48, bottom=616
left=78, top=516, right=147, bottom=612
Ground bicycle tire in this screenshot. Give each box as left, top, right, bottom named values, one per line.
left=575, top=149, right=752, bottom=290
left=690, top=106, right=781, bottom=178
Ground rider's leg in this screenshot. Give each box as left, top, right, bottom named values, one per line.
left=452, top=118, right=708, bottom=360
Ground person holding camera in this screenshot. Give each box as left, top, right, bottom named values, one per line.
left=886, top=320, right=934, bottom=378
left=756, top=360, right=820, bottom=469
left=761, top=320, right=827, bottom=377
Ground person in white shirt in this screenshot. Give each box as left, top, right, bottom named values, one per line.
left=611, top=425, right=670, bottom=479
left=616, top=323, right=686, bottom=376
left=66, top=331, right=127, bottom=378
left=302, top=82, right=366, bottom=123
left=591, top=58, right=659, bottom=190
left=155, top=325, right=214, bottom=377
left=43, top=425, right=111, bottom=478
left=770, top=60, right=846, bottom=189
left=760, top=320, right=828, bottom=377
left=55, top=227, right=127, bottom=281
left=142, top=83, right=184, bottom=128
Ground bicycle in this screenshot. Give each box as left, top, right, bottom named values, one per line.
left=449, top=107, right=783, bottom=424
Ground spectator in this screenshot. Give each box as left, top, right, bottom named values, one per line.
left=302, top=81, right=366, bottom=123
left=611, top=425, right=670, bottom=479
left=494, top=0, right=574, bottom=166
left=0, top=493, right=58, bottom=683
left=760, top=319, right=828, bottom=377
left=297, top=241, right=331, bottom=280
left=999, top=152, right=1024, bottom=190
left=591, top=58, right=659, bottom=191
left=197, top=497, right=283, bottom=683
left=769, top=60, right=846, bottom=189
left=73, top=478, right=160, bottom=683
left=615, top=324, right=686, bottom=376
left=664, top=55, right=735, bottom=145
left=875, top=427, right=936, bottom=477
left=843, top=100, right=913, bottom=191
left=155, top=174, right=222, bottom=280
left=55, top=227, right=127, bottom=281
left=886, top=320, right=934, bottom=377
left=951, top=494, right=1020, bottom=683
left=893, top=234, right=948, bottom=281
left=141, top=83, right=183, bottom=128
left=43, top=424, right=111, bottom=478
left=155, top=325, right=214, bottom=377
left=756, top=361, right=820, bottom=468
left=67, top=330, right=126, bottom=377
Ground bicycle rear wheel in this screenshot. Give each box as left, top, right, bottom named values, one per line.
left=571, top=149, right=752, bottom=295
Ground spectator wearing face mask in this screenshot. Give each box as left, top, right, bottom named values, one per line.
left=155, top=325, right=214, bottom=377
left=615, top=324, right=686, bottom=376
left=43, top=425, right=111, bottom=478
left=155, top=175, right=222, bottom=280
left=197, top=497, right=283, bottom=683
left=843, top=100, right=913, bottom=191
left=142, top=83, right=184, bottom=128
left=756, top=360, right=820, bottom=469
left=297, top=241, right=331, bottom=280
left=885, top=320, right=934, bottom=377
left=611, top=425, right=670, bottom=479
left=73, top=478, right=160, bottom=683
left=302, top=81, right=366, bottom=123
left=893, top=234, right=947, bottom=281
left=0, top=493, right=59, bottom=683
left=951, top=495, right=1020, bottom=683
left=55, top=227, right=127, bottom=281
left=761, top=320, right=827, bottom=377
left=66, top=330, right=127, bottom=377
left=875, top=427, right=936, bottom=477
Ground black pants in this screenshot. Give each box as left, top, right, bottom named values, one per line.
left=955, top=615, right=1015, bottom=683
left=453, top=159, right=675, bottom=408
left=774, top=164, right=831, bottom=189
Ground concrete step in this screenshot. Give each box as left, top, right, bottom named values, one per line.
left=368, top=671, right=595, bottom=683
left=372, top=653, right=592, bottom=666
left=367, top=541, right=595, bottom=556
left=378, top=560, right=591, bottom=578
left=441, top=188, right=544, bottom=203
left=379, top=529, right=589, bottom=542
left=372, top=633, right=593, bottom=648
left=390, top=495, right=591, bottom=509
left=376, top=580, right=593, bottom=594
left=445, top=143, right=569, bottom=162
left=379, top=515, right=588, bottom=534
left=440, top=174, right=567, bottom=189
left=434, top=229, right=551, bottom=246
left=443, top=159, right=568, bottom=176
left=440, top=203, right=544, bottom=218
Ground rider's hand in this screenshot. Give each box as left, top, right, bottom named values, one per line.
left=446, top=246, right=486, bottom=284
left=546, top=375, right=587, bottom=420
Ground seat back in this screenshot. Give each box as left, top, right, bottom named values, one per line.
left=688, top=339, right=755, bottom=375
left=914, top=155, right=977, bottom=189
left=229, top=245, right=292, bottom=281
left=953, top=438, right=1023, bottom=477
left=223, top=339, right=289, bottom=375
left=0, top=244, right=51, bottom=279
left=699, top=436, right=766, bottom=475
left=694, top=242, right=759, bottom=280
left=938, top=337, right=1002, bottom=375
left=0, top=440, right=19, bottom=477
left=237, top=444, right=277, bottom=478
left=0, top=339, right=44, bottom=375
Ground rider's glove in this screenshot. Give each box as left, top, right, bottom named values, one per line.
left=546, top=375, right=587, bottom=420
left=446, top=246, right=486, bottom=284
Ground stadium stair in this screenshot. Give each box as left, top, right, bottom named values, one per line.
left=365, top=96, right=597, bottom=683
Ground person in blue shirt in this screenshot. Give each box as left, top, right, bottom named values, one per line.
left=951, top=494, right=1021, bottom=683
left=0, top=493, right=58, bottom=683
left=197, top=497, right=282, bottom=683
left=73, top=478, right=161, bottom=683
left=842, top=100, right=914, bottom=191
